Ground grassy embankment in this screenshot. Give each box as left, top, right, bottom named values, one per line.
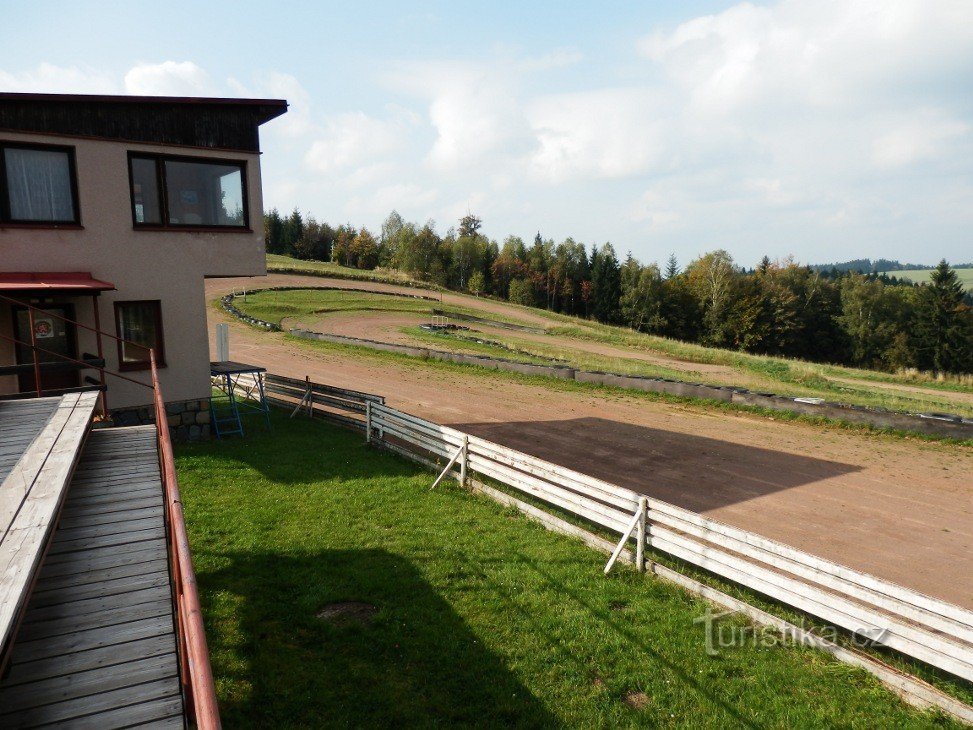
left=176, top=413, right=962, bottom=727
left=236, top=280, right=973, bottom=418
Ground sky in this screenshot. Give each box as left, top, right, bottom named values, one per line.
left=2, top=0, right=972, bottom=268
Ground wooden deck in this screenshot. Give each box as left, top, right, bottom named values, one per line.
left=0, top=425, right=185, bottom=728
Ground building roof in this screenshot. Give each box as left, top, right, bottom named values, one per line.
left=0, top=93, right=288, bottom=152
left=0, top=272, right=116, bottom=292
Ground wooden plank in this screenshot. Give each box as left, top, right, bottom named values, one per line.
left=646, top=505, right=973, bottom=645
left=57, top=504, right=163, bottom=531
left=0, top=677, right=181, bottom=727
left=24, top=584, right=172, bottom=625
left=55, top=694, right=185, bottom=729
left=10, top=615, right=174, bottom=664
left=15, top=598, right=174, bottom=643
left=28, top=571, right=171, bottom=611
left=1, top=652, right=179, bottom=713
left=5, top=634, right=177, bottom=684
left=39, top=544, right=166, bottom=575
left=46, top=525, right=166, bottom=556
left=32, top=559, right=170, bottom=598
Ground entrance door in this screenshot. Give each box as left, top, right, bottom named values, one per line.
left=13, top=304, right=79, bottom=393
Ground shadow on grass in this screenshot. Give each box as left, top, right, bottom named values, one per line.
left=200, top=548, right=557, bottom=728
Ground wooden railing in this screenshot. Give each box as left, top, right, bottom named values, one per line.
left=151, top=352, right=221, bottom=730
left=362, top=400, right=973, bottom=721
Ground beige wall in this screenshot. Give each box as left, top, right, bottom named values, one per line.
left=0, top=131, right=269, bottom=409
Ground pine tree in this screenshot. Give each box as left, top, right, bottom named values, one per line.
left=591, top=243, right=621, bottom=323
left=913, top=260, right=972, bottom=373
left=664, top=254, right=679, bottom=280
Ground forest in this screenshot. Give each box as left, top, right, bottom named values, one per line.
left=263, top=208, right=973, bottom=375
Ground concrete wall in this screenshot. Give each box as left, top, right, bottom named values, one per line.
left=0, top=130, right=268, bottom=409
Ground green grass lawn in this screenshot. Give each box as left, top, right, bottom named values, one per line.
left=176, top=413, right=958, bottom=727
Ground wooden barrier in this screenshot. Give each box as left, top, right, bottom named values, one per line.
left=262, top=373, right=383, bottom=431
left=366, top=401, right=973, bottom=689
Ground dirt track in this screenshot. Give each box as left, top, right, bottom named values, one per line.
left=207, top=275, right=973, bottom=609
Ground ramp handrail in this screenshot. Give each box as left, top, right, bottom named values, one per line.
left=0, top=295, right=221, bottom=727
left=151, top=352, right=221, bottom=730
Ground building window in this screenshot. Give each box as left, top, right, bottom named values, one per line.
left=115, top=300, right=165, bottom=371
left=128, top=153, right=248, bottom=229
left=0, top=142, right=79, bottom=224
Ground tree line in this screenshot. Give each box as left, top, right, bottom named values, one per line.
left=264, top=208, right=973, bottom=375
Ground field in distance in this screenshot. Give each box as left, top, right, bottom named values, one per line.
left=879, top=267, right=973, bottom=288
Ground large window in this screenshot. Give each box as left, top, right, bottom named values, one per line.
left=0, top=142, right=79, bottom=224
left=115, top=300, right=165, bottom=371
left=129, top=153, right=248, bottom=229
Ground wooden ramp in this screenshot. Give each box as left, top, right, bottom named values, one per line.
left=0, top=426, right=185, bottom=728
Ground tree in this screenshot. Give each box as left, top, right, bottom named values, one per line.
left=912, top=260, right=973, bottom=373
left=685, top=250, right=738, bottom=346
left=292, top=217, right=334, bottom=261
left=263, top=209, right=285, bottom=254
left=458, top=212, right=483, bottom=239
left=395, top=223, right=443, bottom=281
left=331, top=225, right=357, bottom=267
left=282, top=208, right=304, bottom=256
left=508, top=278, right=534, bottom=306
left=591, top=243, right=621, bottom=323
left=664, top=254, right=679, bottom=280
left=619, top=256, right=664, bottom=332
left=351, top=228, right=379, bottom=269
left=468, top=271, right=486, bottom=296
left=837, top=274, right=911, bottom=370
left=379, top=211, right=405, bottom=266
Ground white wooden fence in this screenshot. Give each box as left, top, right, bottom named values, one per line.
left=366, top=401, right=973, bottom=687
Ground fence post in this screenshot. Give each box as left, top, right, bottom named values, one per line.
left=305, top=375, right=313, bottom=418
left=636, top=497, right=647, bottom=573
left=460, top=435, right=469, bottom=487
left=365, top=401, right=372, bottom=444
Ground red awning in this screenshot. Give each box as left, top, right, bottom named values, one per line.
left=0, top=272, right=115, bottom=292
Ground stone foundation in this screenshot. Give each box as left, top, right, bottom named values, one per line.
left=111, top=397, right=211, bottom=441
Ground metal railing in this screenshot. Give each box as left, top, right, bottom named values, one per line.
left=0, top=295, right=220, bottom=728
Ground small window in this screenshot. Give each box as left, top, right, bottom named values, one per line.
left=115, top=301, right=165, bottom=371
left=0, top=143, right=79, bottom=224
left=128, top=154, right=248, bottom=229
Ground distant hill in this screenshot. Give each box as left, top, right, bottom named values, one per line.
left=808, top=259, right=973, bottom=274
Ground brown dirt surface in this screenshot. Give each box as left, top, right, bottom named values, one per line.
left=207, top=275, right=973, bottom=609
left=251, top=273, right=738, bottom=378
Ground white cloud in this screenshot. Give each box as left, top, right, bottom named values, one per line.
left=304, top=108, right=416, bottom=174
left=527, top=88, right=668, bottom=182
left=0, top=63, right=118, bottom=93
left=123, top=61, right=215, bottom=96
left=871, top=110, right=968, bottom=168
